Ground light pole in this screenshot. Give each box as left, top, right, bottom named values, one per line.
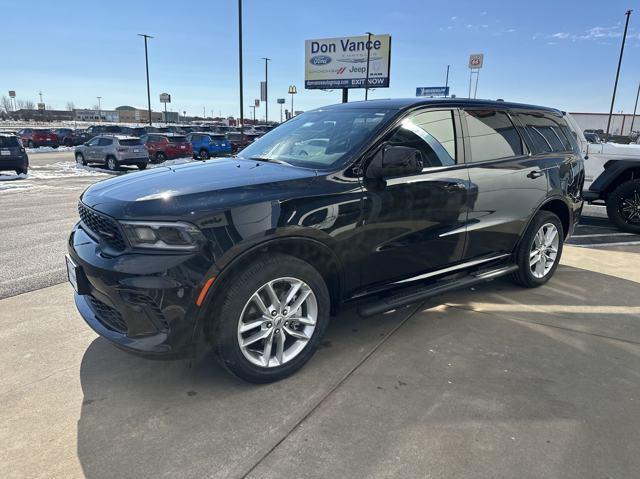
left=262, top=57, right=271, bottom=124
left=249, top=105, right=256, bottom=123
left=96, top=96, right=102, bottom=122
left=630, top=81, right=640, bottom=135
left=364, top=32, right=373, bottom=100
left=138, top=33, right=154, bottom=125
left=288, top=85, right=297, bottom=119
left=238, top=0, right=245, bottom=145
left=605, top=10, right=632, bottom=141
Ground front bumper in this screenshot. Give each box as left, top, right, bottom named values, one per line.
left=68, top=223, right=209, bottom=358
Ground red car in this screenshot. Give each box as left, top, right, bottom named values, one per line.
left=17, top=128, right=59, bottom=148
left=141, top=133, right=192, bottom=163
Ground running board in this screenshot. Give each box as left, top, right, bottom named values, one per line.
left=358, top=263, right=519, bottom=318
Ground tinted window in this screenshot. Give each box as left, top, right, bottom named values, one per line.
left=386, top=109, right=456, bottom=167
left=118, top=139, right=142, bottom=146
left=517, top=113, right=573, bottom=153
left=167, top=136, right=187, bottom=143
left=87, top=137, right=100, bottom=146
left=98, top=138, right=113, bottom=146
left=464, top=110, right=524, bottom=162
left=0, top=136, right=20, bottom=147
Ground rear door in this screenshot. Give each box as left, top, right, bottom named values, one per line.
left=462, top=108, right=548, bottom=259
left=97, top=137, right=113, bottom=163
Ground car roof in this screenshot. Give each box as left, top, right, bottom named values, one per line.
left=100, top=134, right=139, bottom=140
left=315, top=98, right=563, bottom=115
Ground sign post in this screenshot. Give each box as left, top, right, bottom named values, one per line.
left=8, top=91, right=16, bottom=112
left=160, top=92, right=171, bottom=123
left=468, top=54, right=484, bottom=99
left=277, top=98, right=285, bottom=123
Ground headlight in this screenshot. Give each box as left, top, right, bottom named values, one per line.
left=120, top=221, right=204, bottom=251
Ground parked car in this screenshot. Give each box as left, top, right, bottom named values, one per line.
left=74, top=135, right=149, bottom=171
left=564, top=113, right=640, bottom=233
left=141, top=133, right=193, bottom=162
left=0, top=133, right=29, bottom=175
left=84, top=125, right=125, bottom=139
left=54, top=128, right=90, bottom=147
left=186, top=132, right=232, bottom=159
left=67, top=99, right=583, bottom=383
left=226, top=131, right=261, bottom=152
left=17, top=128, right=59, bottom=148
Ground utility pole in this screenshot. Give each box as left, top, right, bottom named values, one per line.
left=249, top=105, right=256, bottom=123
left=364, top=32, right=373, bottom=100
left=262, top=57, right=270, bottom=124
left=238, top=0, right=244, bottom=146
left=97, top=96, right=102, bottom=122
left=605, top=10, right=632, bottom=141
left=138, top=33, right=154, bottom=125
left=445, top=65, right=450, bottom=97
left=630, top=80, right=640, bottom=134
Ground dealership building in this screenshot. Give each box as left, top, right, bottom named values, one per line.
left=570, top=112, right=639, bottom=136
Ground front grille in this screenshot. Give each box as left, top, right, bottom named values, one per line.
left=78, top=202, right=126, bottom=251
left=89, top=297, right=127, bottom=334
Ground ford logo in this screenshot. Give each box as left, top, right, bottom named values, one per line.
left=309, top=55, right=332, bottom=66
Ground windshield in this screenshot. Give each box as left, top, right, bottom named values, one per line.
left=239, top=108, right=393, bottom=169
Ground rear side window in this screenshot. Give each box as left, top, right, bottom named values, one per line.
left=0, top=136, right=20, bottom=147
left=386, top=109, right=457, bottom=167
left=119, top=139, right=142, bottom=146
left=463, top=110, right=524, bottom=162
left=517, top=113, right=573, bottom=153
left=98, top=138, right=113, bottom=146
left=168, top=136, right=187, bottom=143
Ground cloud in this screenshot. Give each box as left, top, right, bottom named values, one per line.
left=552, top=32, right=570, bottom=39
left=466, top=24, right=473, bottom=28
left=507, top=28, right=516, bottom=33
left=450, top=16, right=457, bottom=20
left=481, top=11, right=487, bottom=15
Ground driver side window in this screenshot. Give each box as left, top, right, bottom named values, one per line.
left=385, top=109, right=457, bottom=167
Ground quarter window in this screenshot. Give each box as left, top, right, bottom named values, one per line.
left=386, top=110, right=457, bottom=167
left=517, top=113, right=573, bottom=153
left=464, top=110, right=524, bottom=162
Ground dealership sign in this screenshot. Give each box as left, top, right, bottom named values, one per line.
left=416, top=86, right=449, bottom=97
left=304, top=34, right=391, bottom=89
left=468, top=54, right=484, bottom=69
left=159, top=93, right=171, bottom=103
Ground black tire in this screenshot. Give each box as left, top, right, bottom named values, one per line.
left=137, top=163, right=148, bottom=170
left=155, top=152, right=166, bottom=163
left=199, top=149, right=210, bottom=160
left=15, top=167, right=28, bottom=176
left=75, top=153, right=87, bottom=166
left=106, top=156, right=119, bottom=171
left=606, top=179, right=640, bottom=234
left=28, top=140, right=35, bottom=148
left=209, top=254, right=330, bottom=383
left=63, top=138, right=72, bottom=147
left=510, top=210, right=564, bottom=288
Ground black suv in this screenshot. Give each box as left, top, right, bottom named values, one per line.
left=0, top=133, right=29, bottom=175
left=67, top=99, right=584, bottom=382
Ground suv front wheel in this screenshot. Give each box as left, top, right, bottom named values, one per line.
left=606, top=179, right=640, bottom=234
left=510, top=210, right=564, bottom=288
left=210, top=254, right=330, bottom=383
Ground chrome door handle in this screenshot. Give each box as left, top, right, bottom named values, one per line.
left=527, top=170, right=544, bottom=179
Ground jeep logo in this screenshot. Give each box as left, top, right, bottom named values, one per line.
left=309, top=55, right=332, bottom=66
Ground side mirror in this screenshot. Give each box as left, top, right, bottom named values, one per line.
left=366, top=145, right=424, bottom=179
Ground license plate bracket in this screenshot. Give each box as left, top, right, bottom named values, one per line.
left=66, top=255, right=90, bottom=294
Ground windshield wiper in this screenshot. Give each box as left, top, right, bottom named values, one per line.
left=248, top=156, right=292, bottom=166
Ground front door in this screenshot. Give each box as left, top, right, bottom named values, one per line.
left=358, top=108, right=471, bottom=289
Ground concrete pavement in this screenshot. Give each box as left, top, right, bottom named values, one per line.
left=1, top=245, right=639, bottom=479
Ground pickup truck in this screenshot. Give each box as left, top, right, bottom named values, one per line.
left=565, top=113, right=640, bottom=233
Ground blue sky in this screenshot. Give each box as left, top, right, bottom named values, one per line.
left=2, top=0, right=639, bottom=120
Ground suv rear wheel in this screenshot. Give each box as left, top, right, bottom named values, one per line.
left=510, top=210, right=564, bottom=288
left=210, top=254, right=330, bottom=383
left=155, top=152, right=166, bottom=163
left=199, top=149, right=210, bottom=160
left=106, top=156, right=119, bottom=171
left=606, top=179, right=640, bottom=234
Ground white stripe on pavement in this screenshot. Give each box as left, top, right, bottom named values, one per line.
left=572, top=233, right=635, bottom=238
left=572, top=241, right=640, bottom=248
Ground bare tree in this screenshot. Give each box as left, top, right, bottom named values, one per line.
left=0, top=96, right=12, bottom=113
left=66, top=101, right=75, bottom=111
left=17, top=99, right=35, bottom=110
left=92, top=104, right=100, bottom=111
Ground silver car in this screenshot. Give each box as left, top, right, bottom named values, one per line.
left=74, top=135, right=149, bottom=171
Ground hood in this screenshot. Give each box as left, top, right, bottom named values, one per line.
left=81, top=158, right=318, bottom=220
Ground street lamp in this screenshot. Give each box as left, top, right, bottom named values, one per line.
left=288, top=85, right=297, bottom=119
left=364, top=32, right=373, bottom=100
left=249, top=105, right=256, bottom=123
left=238, top=0, right=245, bottom=145
left=138, top=33, right=154, bottom=125
left=261, top=57, right=271, bottom=124
left=96, top=96, right=102, bottom=122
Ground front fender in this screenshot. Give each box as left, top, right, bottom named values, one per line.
left=590, top=159, right=640, bottom=197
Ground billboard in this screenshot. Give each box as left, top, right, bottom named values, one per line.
left=416, top=86, right=449, bottom=97
left=468, top=54, right=484, bottom=69
left=304, top=34, right=391, bottom=90
left=159, top=93, right=171, bottom=103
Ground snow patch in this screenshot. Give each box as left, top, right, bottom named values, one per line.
left=25, top=146, right=75, bottom=154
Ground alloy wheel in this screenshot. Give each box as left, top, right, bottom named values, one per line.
left=237, top=277, right=318, bottom=368
left=529, top=223, right=559, bottom=278
left=619, top=189, right=640, bottom=224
